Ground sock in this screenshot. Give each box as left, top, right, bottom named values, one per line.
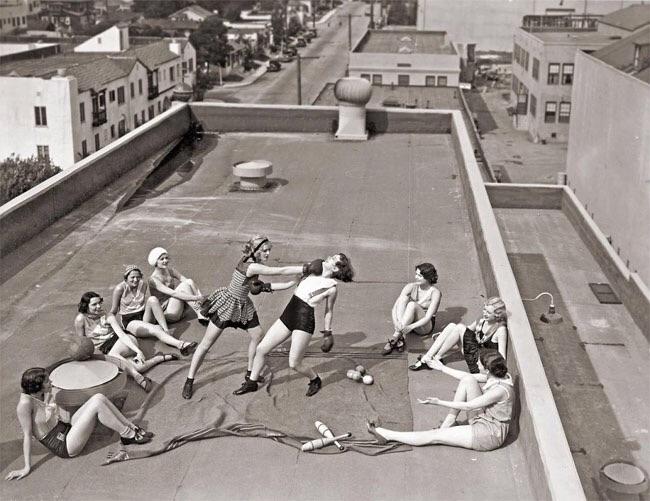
left=186, top=377, right=194, bottom=383
left=121, top=426, right=135, bottom=438
left=245, top=370, right=251, bottom=378
left=310, top=375, right=320, bottom=383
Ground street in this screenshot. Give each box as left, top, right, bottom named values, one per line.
left=205, top=1, right=370, bottom=105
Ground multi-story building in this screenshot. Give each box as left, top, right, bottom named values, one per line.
left=566, top=26, right=650, bottom=286
left=597, top=4, right=650, bottom=38
left=168, top=4, right=214, bottom=22
left=39, top=0, right=94, bottom=33
left=511, top=14, right=615, bottom=142
left=0, top=24, right=196, bottom=168
left=349, top=29, right=460, bottom=87
left=0, top=0, right=41, bottom=34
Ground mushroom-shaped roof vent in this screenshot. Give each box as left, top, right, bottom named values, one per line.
left=334, top=77, right=372, bottom=105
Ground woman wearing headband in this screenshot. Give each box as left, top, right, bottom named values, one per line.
left=182, top=235, right=303, bottom=399
left=367, top=350, right=514, bottom=451
left=147, top=247, right=207, bottom=325
left=409, top=297, right=508, bottom=373
left=110, top=265, right=198, bottom=357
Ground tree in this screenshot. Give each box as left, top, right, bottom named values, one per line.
left=132, top=0, right=190, bottom=18
left=287, top=16, right=302, bottom=37
left=387, top=0, right=408, bottom=25
left=189, top=16, right=229, bottom=68
left=0, top=155, right=61, bottom=205
left=271, top=0, right=286, bottom=47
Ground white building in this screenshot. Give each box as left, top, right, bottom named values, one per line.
left=0, top=0, right=41, bottom=34
left=224, top=21, right=270, bottom=45
left=566, top=27, right=650, bottom=286
left=349, top=30, right=460, bottom=87
left=0, top=24, right=196, bottom=168
left=168, top=4, right=214, bottom=22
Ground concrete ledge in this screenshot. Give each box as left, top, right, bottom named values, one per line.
left=562, top=187, right=650, bottom=339
left=450, top=111, right=585, bottom=501
left=0, top=103, right=191, bottom=257
left=486, top=183, right=563, bottom=210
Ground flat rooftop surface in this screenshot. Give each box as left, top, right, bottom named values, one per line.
left=0, top=132, right=534, bottom=500
left=313, top=83, right=462, bottom=109
left=355, top=30, right=456, bottom=54
left=528, top=30, right=616, bottom=45
left=495, top=207, right=650, bottom=500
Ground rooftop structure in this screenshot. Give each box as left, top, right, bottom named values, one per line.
left=168, top=3, right=214, bottom=22
left=590, top=26, right=650, bottom=83
left=0, top=41, right=60, bottom=62
left=598, top=4, right=650, bottom=36
left=354, top=29, right=455, bottom=54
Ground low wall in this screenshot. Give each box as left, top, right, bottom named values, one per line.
left=486, top=183, right=563, bottom=209
left=450, top=111, right=585, bottom=501
left=189, top=103, right=452, bottom=134
left=0, top=104, right=191, bottom=257
left=562, top=188, right=650, bottom=339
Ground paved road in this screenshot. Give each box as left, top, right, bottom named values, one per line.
left=205, top=1, right=369, bottom=105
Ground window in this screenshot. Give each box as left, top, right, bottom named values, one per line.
left=188, top=58, right=193, bottom=71
left=148, top=105, right=154, bottom=120
left=170, top=67, right=175, bottom=81
left=530, top=94, right=536, bottom=117
left=79, top=102, right=85, bottom=123
left=109, top=89, right=115, bottom=102
left=372, top=74, right=382, bottom=85
left=397, top=74, right=410, bottom=86
left=360, top=73, right=370, bottom=81
left=547, top=63, right=560, bottom=85
left=138, top=79, right=143, bottom=95
left=130, top=82, right=135, bottom=98
left=558, top=102, right=571, bottom=123
left=425, top=75, right=436, bottom=87
left=141, top=110, right=145, bottom=123
left=94, top=133, right=100, bottom=151
left=437, top=76, right=447, bottom=87
left=117, top=86, right=125, bottom=104
left=523, top=50, right=529, bottom=71
left=133, top=114, right=138, bottom=127
left=532, top=58, right=539, bottom=80
left=182, top=61, right=187, bottom=75
left=36, top=145, right=49, bottom=160
left=545, top=101, right=557, bottom=123
left=517, top=92, right=528, bottom=115
left=396, top=63, right=412, bottom=68
left=34, top=106, right=47, bottom=126
left=157, top=101, right=162, bottom=113
left=118, top=119, right=126, bottom=137
left=562, top=63, right=573, bottom=85
left=512, top=74, right=519, bottom=92
left=110, top=124, right=115, bottom=138
left=81, top=140, right=88, bottom=157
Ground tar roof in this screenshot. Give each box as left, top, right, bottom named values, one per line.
left=591, top=26, right=650, bottom=84
left=354, top=30, right=456, bottom=55
left=598, top=4, right=650, bottom=32
left=530, top=30, right=618, bottom=45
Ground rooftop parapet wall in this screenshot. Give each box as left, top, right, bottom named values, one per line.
left=0, top=104, right=191, bottom=257
left=450, top=119, right=585, bottom=501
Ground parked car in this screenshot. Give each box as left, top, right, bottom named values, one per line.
left=295, top=37, right=307, bottom=47
left=283, top=47, right=297, bottom=57
left=279, top=54, right=294, bottom=63
left=268, top=59, right=281, bottom=72
left=306, top=28, right=317, bottom=38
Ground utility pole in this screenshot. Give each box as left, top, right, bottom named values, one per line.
left=348, top=13, right=352, bottom=50
left=370, top=0, right=375, bottom=29
left=297, top=53, right=302, bottom=105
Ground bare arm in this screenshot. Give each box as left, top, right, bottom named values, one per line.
left=247, top=263, right=304, bottom=277
left=418, top=386, right=506, bottom=412
left=428, top=358, right=488, bottom=382
left=391, top=284, right=412, bottom=328
left=149, top=275, right=202, bottom=302
left=110, top=283, right=124, bottom=316
left=322, top=288, right=338, bottom=332
left=74, top=314, right=87, bottom=338
left=5, top=398, right=33, bottom=480
left=495, top=326, right=508, bottom=359
left=404, top=288, right=442, bottom=333
left=269, top=278, right=300, bottom=291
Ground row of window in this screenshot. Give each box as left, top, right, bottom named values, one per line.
left=359, top=74, right=448, bottom=87
left=514, top=43, right=530, bottom=72
left=521, top=95, right=571, bottom=123
left=515, top=42, right=574, bottom=85
left=0, top=16, right=26, bottom=27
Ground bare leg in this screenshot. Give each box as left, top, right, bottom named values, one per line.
left=187, top=322, right=223, bottom=379
left=127, top=320, right=184, bottom=350
left=132, top=354, right=167, bottom=372
left=246, top=326, right=264, bottom=371
left=250, top=320, right=291, bottom=381
left=373, top=425, right=474, bottom=449
left=440, top=375, right=483, bottom=428
left=288, top=330, right=316, bottom=380
left=422, top=323, right=465, bottom=363
left=66, top=394, right=134, bottom=456
left=142, top=296, right=170, bottom=333
left=389, top=301, right=417, bottom=342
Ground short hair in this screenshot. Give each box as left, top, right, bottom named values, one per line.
left=416, top=263, right=438, bottom=285
left=242, top=235, right=270, bottom=262
left=485, top=296, right=507, bottom=323
left=21, top=367, right=48, bottom=394
left=78, top=291, right=101, bottom=314
left=480, top=349, right=508, bottom=378
left=332, top=253, right=354, bottom=282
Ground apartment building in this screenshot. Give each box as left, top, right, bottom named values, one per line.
left=0, top=0, right=41, bottom=34
left=511, top=14, right=615, bottom=142
left=0, top=24, right=196, bottom=168
left=566, top=27, right=650, bottom=285
left=349, top=30, right=460, bottom=88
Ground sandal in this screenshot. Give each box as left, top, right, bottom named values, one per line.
left=137, top=376, right=153, bottom=393
left=157, top=352, right=179, bottom=362
left=408, top=355, right=431, bottom=371
left=180, top=341, right=198, bottom=357
left=382, top=339, right=397, bottom=356
left=133, top=426, right=154, bottom=439
left=366, top=420, right=388, bottom=445
left=396, top=338, right=406, bottom=352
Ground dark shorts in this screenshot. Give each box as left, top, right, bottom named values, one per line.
left=120, top=310, right=145, bottom=330
left=209, top=311, right=260, bottom=330
left=39, top=420, right=71, bottom=458
left=463, top=329, right=499, bottom=374
left=98, top=333, right=119, bottom=354
left=279, top=295, right=315, bottom=334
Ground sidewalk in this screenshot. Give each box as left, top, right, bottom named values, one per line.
left=221, top=63, right=268, bottom=89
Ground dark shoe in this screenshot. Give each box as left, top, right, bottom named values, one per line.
left=182, top=378, right=194, bottom=400
left=396, top=338, right=406, bottom=352
left=180, top=341, right=198, bottom=357
left=408, top=355, right=430, bottom=371
left=137, top=376, right=152, bottom=393
left=198, top=317, right=210, bottom=327
left=159, top=352, right=179, bottom=362
left=133, top=426, right=154, bottom=439
left=306, top=376, right=322, bottom=397
left=233, top=379, right=258, bottom=395
left=120, top=432, right=152, bottom=446
left=320, top=334, right=334, bottom=353
left=245, top=374, right=265, bottom=384
left=381, top=339, right=397, bottom=356
left=366, top=420, right=388, bottom=445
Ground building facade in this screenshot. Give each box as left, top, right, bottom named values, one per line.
left=349, top=30, right=460, bottom=87
left=0, top=0, right=40, bottom=34
left=39, top=0, right=94, bottom=33
left=566, top=28, right=650, bottom=286
left=511, top=15, right=615, bottom=142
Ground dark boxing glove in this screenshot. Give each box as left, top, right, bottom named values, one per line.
left=250, top=280, right=273, bottom=295
left=320, top=330, right=334, bottom=353
left=301, top=259, right=324, bottom=278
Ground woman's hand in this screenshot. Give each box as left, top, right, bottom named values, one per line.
left=417, top=397, right=440, bottom=405
left=5, top=466, right=30, bottom=480
left=133, top=350, right=146, bottom=365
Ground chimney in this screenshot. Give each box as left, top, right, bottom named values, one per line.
left=57, top=68, right=66, bottom=76
left=169, top=38, right=182, bottom=56
left=333, top=77, right=373, bottom=141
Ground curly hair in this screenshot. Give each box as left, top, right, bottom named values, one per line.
left=78, top=291, right=102, bottom=314
left=416, top=262, right=438, bottom=285
left=479, top=349, right=508, bottom=378
left=21, top=367, right=48, bottom=394
left=485, top=296, right=507, bottom=323
left=332, top=253, right=355, bottom=282
left=242, top=235, right=270, bottom=262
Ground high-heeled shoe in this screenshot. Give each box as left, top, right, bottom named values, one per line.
left=182, top=378, right=194, bottom=399
left=396, top=338, right=406, bottom=352
left=366, top=420, right=388, bottom=445
left=120, top=430, right=153, bottom=445
left=180, top=341, right=198, bottom=357
left=408, top=355, right=431, bottom=371
left=382, top=339, right=398, bottom=356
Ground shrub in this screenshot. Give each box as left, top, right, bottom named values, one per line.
left=0, top=155, right=61, bottom=205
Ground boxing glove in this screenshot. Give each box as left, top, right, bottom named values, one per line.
left=320, top=330, right=334, bottom=353
left=302, top=259, right=324, bottom=278
left=250, top=280, right=273, bottom=295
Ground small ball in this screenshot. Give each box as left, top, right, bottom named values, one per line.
left=351, top=371, right=363, bottom=381
left=355, top=365, right=366, bottom=375
left=346, top=369, right=356, bottom=379
left=69, top=337, right=95, bottom=361
left=362, top=374, right=374, bottom=385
